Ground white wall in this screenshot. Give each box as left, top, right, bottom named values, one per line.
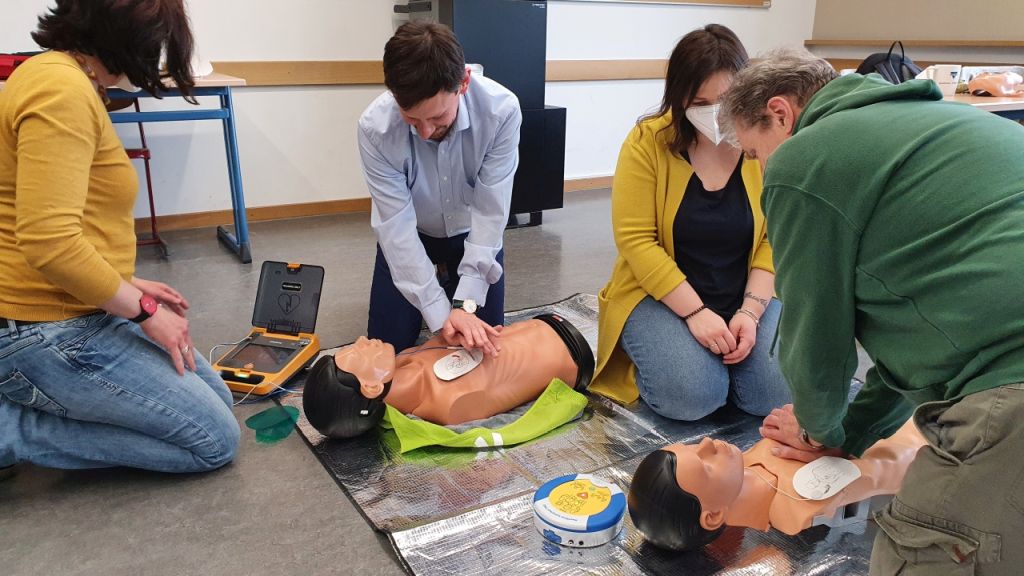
left=546, top=0, right=817, bottom=179
left=814, top=0, right=1023, bottom=43
left=808, top=0, right=1024, bottom=68
left=1, top=1, right=817, bottom=218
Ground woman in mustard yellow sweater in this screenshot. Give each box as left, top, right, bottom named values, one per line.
left=589, top=25, right=790, bottom=420
left=0, top=0, right=238, bottom=474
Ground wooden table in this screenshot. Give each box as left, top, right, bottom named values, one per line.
left=948, top=94, right=1024, bottom=121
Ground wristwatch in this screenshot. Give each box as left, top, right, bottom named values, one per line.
left=799, top=427, right=826, bottom=451
left=130, top=294, right=158, bottom=323
left=452, top=299, right=478, bottom=314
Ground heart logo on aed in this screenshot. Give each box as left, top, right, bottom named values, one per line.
left=278, top=293, right=300, bottom=314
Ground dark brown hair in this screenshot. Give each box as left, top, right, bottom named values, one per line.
left=383, top=21, right=465, bottom=110
left=642, top=24, right=748, bottom=156
left=32, top=0, right=196, bottom=101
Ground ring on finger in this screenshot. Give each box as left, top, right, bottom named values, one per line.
left=181, top=345, right=190, bottom=354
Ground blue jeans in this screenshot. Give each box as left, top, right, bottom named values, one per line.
left=621, top=297, right=791, bottom=421
left=0, top=313, right=239, bottom=472
left=368, top=232, right=505, bottom=351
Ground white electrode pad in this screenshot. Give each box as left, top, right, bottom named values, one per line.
left=793, top=457, right=861, bottom=500
left=433, top=348, right=485, bottom=381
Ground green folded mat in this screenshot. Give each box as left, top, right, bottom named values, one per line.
left=382, top=379, right=587, bottom=453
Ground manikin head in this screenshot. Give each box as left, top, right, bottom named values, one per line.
left=969, top=71, right=1024, bottom=96
left=628, top=437, right=745, bottom=551
left=302, top=337, right=396, bottom=440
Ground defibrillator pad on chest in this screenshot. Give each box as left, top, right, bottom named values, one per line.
left=793, top=457, right=861, bottom=500
left=433, top=348, right=485, bottom=381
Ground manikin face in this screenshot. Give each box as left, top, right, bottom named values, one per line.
left=664, top=437, right=745, bottom=519
left=335, top=336, right=396, bottom=399
left=732, top=95, right=802, bottom=172
left=399, top=68, right=471, bottom=141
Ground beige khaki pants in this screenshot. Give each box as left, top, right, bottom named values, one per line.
left=870, top=383, right=1024, bottom=575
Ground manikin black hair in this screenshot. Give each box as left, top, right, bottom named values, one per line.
left=628, top=449, right=725, bottom=551
left=302, top=355, right=391, bottom=440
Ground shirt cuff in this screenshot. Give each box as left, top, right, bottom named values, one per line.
left=453, top=276, right=491, bottom=308
left=421, top=297, right=452, bottom=334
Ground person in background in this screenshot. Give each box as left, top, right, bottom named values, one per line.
left=0, top=0, right=239, bottom=476
left=358, top=22, right=522, bottom=357
left=721, top=48, right=1024, bottom=575
left=590, top=24, right=790, bottom=421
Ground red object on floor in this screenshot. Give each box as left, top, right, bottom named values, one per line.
left=0, top=54, right=32, bottom=80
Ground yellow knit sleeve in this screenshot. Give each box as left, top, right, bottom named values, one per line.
left=751, top=232, right=775, bottom=274
left=610, top=124, right=685, bottom=300
left=744, top=160, right=775, bottom=275
left=12, top=64, right=124, bottom=306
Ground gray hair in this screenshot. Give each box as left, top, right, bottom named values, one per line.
left=720, top=48, right=838, bottom=134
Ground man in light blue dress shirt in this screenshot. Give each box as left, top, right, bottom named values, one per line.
left=358, top=22, right=522, bottom=356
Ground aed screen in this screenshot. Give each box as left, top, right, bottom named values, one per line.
left=224, top=342, right=297, bottom=373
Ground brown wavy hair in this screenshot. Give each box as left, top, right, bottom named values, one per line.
left=642, top=24, right=748, bottom=156
left=32, top=0, right=196, bottom=101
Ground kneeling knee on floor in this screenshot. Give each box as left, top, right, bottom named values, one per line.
left=191, top=414, right=240, bottom=471
left=645, top=383, right=727, bottom=421
left=663, top=399, right=726, bottom=422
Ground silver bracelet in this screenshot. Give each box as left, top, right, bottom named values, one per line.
left=734, top=308, right=760, bottom=326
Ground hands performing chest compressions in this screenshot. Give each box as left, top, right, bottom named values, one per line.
left=302, top=314, right=594, bottom=439
left=358, top=21, right=523, bottom=358
left=629, top=414, right=926, bottom=551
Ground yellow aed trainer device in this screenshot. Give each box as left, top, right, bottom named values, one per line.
left=213, top=261, right=324, bottom=396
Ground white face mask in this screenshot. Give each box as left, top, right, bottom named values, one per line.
left=685, top=103, right=726, bottom=146
left=110, top=74, right=142, bottom=93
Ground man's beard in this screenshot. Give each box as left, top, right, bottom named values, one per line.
left=429, top=124, right=453, bottom=142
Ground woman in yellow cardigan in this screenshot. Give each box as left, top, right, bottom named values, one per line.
left=590, top=25, right=790, bottom=420
left=0, top=0, right=238, bottom=475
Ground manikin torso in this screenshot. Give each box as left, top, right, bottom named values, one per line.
left=734, top=420, right=926, bottom=535
left=385, top=319, right=579, bottom=425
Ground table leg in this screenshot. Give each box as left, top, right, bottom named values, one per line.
left=216, top=87, right=253, bottom=263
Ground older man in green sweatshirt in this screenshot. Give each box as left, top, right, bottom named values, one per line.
left=721, top=50, right=1024, bottom=576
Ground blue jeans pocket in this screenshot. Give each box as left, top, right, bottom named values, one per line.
left=49, top=313, right=110, bottom=362
left=0, top=369, right=67, bottom=417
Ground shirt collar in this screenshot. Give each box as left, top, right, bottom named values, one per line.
left=453, top=91, right=471, bottom=133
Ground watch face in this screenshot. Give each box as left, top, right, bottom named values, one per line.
left=463, top=300, right=477, bottom=314
left=140, top=294, right=159, bottom=315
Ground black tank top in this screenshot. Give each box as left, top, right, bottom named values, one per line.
left=673, top=155, right=753, bottom=317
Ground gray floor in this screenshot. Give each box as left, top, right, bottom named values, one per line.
left=0, top=188, right=871, bottom=576
left=0, top=189, right=619, bottom=576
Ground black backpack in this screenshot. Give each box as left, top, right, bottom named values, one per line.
left=855, top=41, right=922, bottom=84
